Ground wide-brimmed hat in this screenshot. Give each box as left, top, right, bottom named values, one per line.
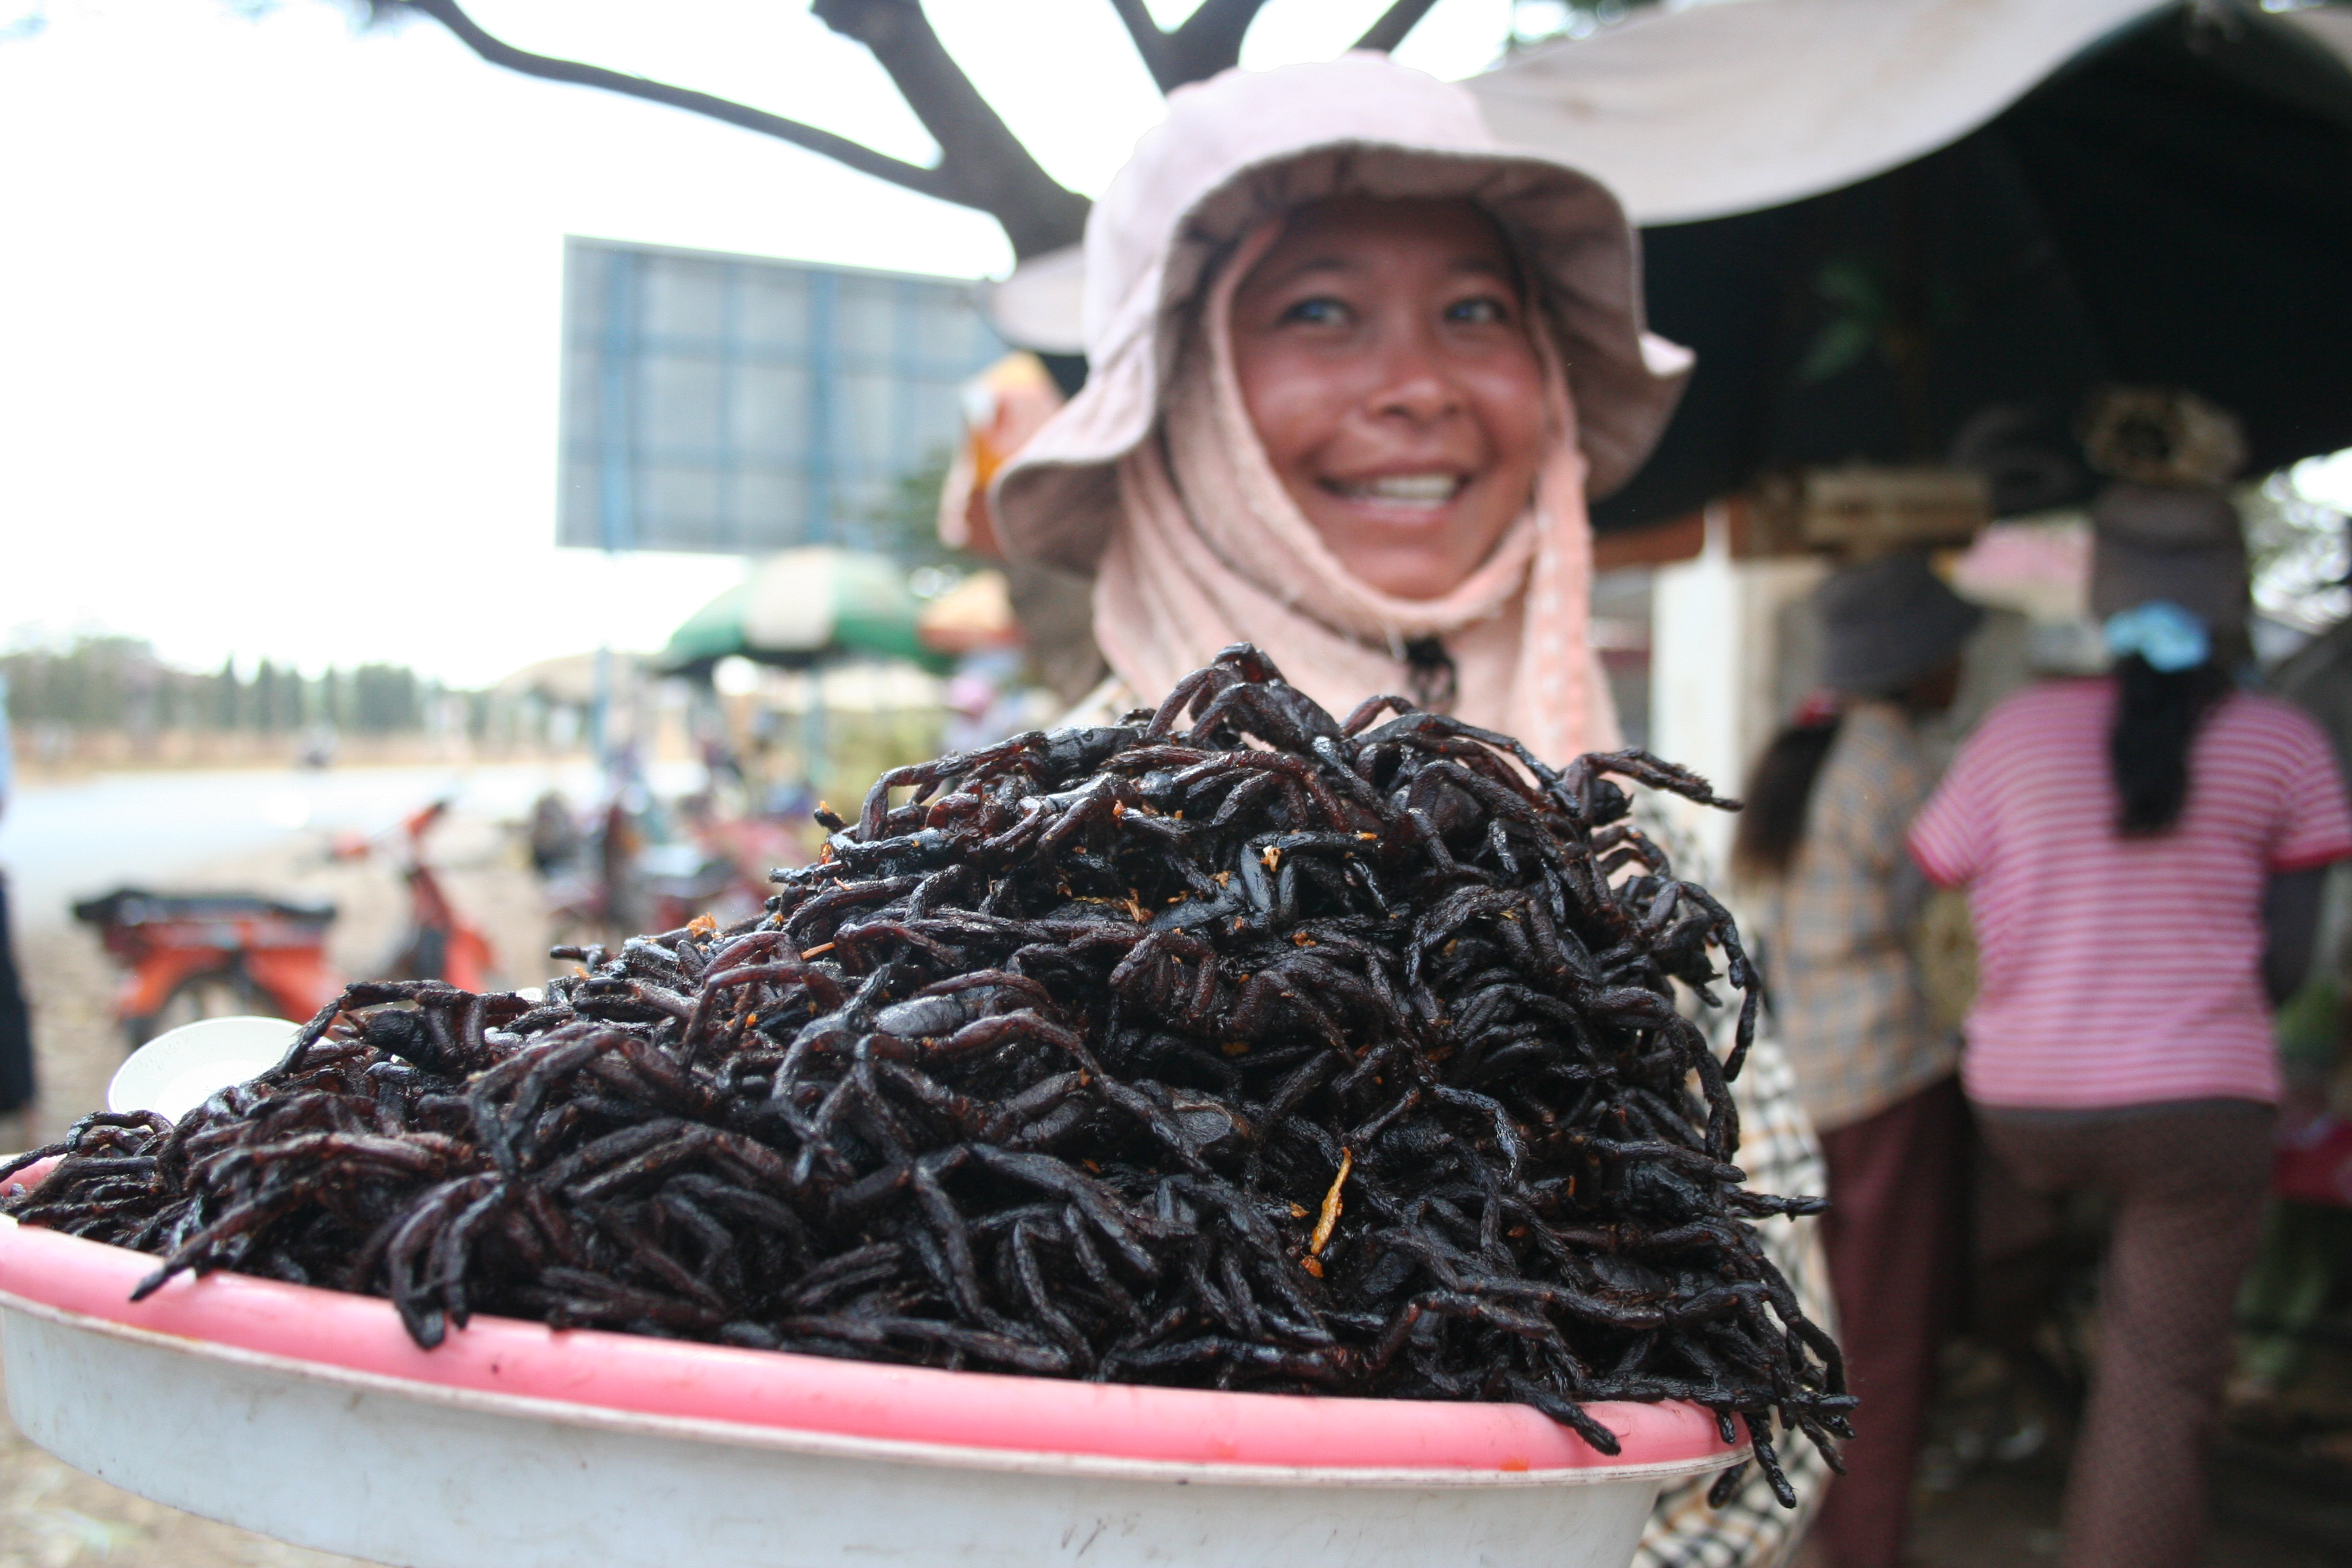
left=1814, top=552, right=1983, bottom=698
left=992, top=52, right=1694, bottom=576
left=2087, top=481, right=2249, bottom=636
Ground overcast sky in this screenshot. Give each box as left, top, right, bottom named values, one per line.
left=0, top=0, right=1516, bottom=687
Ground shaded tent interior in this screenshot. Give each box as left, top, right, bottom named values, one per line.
left=1595, top=5, right=2352, bottom=532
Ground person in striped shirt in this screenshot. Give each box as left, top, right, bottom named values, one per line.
left=1908, top=454, right=2352, bottom=1568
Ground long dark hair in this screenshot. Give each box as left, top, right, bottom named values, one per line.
left=1733, top=718, right=1842, bottom=879
left=2111, top=654, right=2232, bottom=835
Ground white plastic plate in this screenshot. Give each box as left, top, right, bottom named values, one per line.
left=108, top=1015, right=296, bottom=1121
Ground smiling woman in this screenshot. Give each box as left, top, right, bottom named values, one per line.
left=984, top=54, right=1836, bottom=1568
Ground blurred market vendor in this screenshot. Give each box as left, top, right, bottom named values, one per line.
left=1733, top=553, right=1979, bottom=1568
left=1908, top=402, right=2352, bottom=1568
left=992, top=53, right=1836, bottom=1564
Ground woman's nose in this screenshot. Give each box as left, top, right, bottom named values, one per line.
left=1367, top=330, right=1464, bottom=423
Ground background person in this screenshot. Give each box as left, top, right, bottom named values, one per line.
left=1734, top=553, right=1979, bottom=1568
left=0, top=674, right=33, bottom=1148
left=994, top=54, right=1836, bottom=1565
left=1907, top=453, right=2352, bottom=1568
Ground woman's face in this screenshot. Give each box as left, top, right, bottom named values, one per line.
left=1229, top=197, right=1546, bottom=601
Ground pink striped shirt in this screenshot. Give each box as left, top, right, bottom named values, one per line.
left=1908, top=679, right=2352, bottom=1110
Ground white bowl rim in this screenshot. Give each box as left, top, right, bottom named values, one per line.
left=108, top=1015, right=297, bottom=1120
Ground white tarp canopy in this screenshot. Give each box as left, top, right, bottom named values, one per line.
left=2296, top=5, right=2352, bottom=71
left=1466, top=0, right=2172, bottom=225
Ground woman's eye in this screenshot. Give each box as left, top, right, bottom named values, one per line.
left=1446, top=296, right=1513, bottom=325
left=1280, top=297, right=1350, bottom=327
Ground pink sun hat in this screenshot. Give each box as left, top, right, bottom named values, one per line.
left=993, top=51, right=1695, bottom=576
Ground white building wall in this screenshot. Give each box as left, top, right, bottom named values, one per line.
left=1648, top=506, right=1827, bottom=877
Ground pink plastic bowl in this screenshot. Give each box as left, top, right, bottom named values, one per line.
left=0, top=1211, right=1733, bottom=1477
left=0, top=1158, right=1746, bottom=1568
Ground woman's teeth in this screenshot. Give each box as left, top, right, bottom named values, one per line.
left=1329, top=474, right=1463, bottom=505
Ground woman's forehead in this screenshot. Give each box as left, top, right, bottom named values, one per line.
left=1242, top=197, right=1520, bottom=285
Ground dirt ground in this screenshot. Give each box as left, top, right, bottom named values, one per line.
left=1904, top=1464, right=2342, bottom=1567
left=0, top=811, right=2343, bottom=1567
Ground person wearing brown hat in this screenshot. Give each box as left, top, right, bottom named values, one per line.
left=1733, top=552, right=1981, bottom=1568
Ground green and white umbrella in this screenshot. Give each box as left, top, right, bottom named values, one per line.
left=657, top=549, right=942, bottom=674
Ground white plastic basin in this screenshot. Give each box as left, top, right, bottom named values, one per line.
left=0, top=1177, right=1739, bottom=1568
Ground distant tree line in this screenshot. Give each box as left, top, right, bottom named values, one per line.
left=2, top=636, right=441, bottom=735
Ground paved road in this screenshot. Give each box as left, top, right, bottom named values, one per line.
left=0, top=762, right=699, bottom=930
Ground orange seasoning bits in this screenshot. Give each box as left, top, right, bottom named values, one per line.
left=1309, top=1147, right=1354, bottom=1258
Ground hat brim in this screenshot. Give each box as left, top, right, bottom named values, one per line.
left=995, top=140, right=1691, bottom=577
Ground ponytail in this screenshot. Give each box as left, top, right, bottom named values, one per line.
left=2110, top=654, right=2230, bottom=835
left=1733, top=719, right=1842, bottom=879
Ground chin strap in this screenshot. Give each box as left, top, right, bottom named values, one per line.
left=1402, top=636, right=1459, bottom=715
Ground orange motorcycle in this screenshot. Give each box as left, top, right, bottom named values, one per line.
left=356, top=800, right=495, bottom=994
left=77, top=799, right=493, bottom=1047
left=72, top=889, right=338, bottom=1049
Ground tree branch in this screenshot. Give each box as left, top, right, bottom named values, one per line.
left=1107, top=0, right=1277, bottom=91
left=398, top=0, right=953, bottom=202
left=1160, top=0, right=1275, bottom=88
left=811, top=0, right=1089, bottom=257
left=1105, top=0, right=1175, bottom=88
left=1354, top=0, right=1444, bottom=54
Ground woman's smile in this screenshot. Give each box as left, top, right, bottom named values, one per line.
left=1320, top=471, right=1469, bottom=508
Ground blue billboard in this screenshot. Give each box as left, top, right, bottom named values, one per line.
left=559, top=238, right=1005, bottom=554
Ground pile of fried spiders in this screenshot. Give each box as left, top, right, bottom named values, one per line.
left=5, top=644, right=1849, bottom=1505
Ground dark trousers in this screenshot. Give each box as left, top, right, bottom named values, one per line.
left=0, top=875, right=33, bottom=1112
left=1976, top=1100, right=2273, bottom=1568
left=1812, top=1075, right=1970, bottom=1568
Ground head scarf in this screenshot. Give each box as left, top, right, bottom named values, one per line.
left=1094, top=220, right=1607, bottom=766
